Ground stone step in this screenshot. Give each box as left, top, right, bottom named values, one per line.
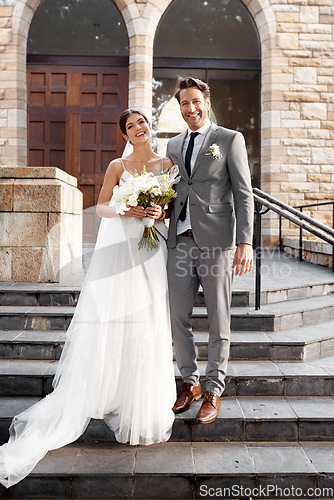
left=0, top=305, right=73, bottom=331
left=194, top=294, right=334, bottom=331
left=250, top=280, right=334, bottom=307
left=1, top=278, right=333, bottom=307
left=0, top=330, right=65, bottom=360
left=0, top=440, right=333, bottom=499
left=1, top=294, right=333, bottom=332
left=1, top=396, right=334, bottom=446
left=1, top=321, right=334, bottom=362
left=198, top=321, right=334, bottom=361
left=0, top=287, right=249, bottom=308
left=0, top=288, right=80, bottom=307
left=1, top=357, right=334, bottom=398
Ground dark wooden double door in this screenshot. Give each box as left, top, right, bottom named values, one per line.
left=27, top=60, right=128, bottom=209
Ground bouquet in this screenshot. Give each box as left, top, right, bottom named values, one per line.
left=112, top=165, right=180, bottom=250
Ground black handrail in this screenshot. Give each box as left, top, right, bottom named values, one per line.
left=253, top=189, right=334, bottom=310
left=254, top=189, right=334, bottom=237
left=278, top=200, right=334, bottom=273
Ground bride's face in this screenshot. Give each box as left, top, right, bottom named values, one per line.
left=123, top=113, right=151, bottom=145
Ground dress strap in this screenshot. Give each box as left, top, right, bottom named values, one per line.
left=160, top=158, right=164, bottom=173
left=120, top=158, right=126, bottom=171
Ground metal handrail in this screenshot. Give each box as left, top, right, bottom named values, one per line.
left=254, top=188, right=334, bottom=237
left=296, top=201, right=334, bottom=209
left=253, top=190, right=334, bottom=310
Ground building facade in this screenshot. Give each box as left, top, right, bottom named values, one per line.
left=0, top=0, right=333, bottom=280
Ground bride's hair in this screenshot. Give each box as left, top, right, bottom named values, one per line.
left=119, top=108, right=150, bottom=136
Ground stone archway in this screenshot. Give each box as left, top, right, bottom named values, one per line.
left=152, top=0, right=277, bottom=173
left=152, top=0, right=263, bottom=188
left=7, top=0, right=133, bottom=168
left=149, top=0, right=278, bottom=242
left=4, top=0, right=277, bottom=174
left=26, top=0, right=129, bottom=209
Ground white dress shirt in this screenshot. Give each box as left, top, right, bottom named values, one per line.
left=176, top=120, right=212, bottom=235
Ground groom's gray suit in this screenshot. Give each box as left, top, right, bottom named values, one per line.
left=167, top=122, right=253, bottom=396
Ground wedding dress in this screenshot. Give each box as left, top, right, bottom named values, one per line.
left=0, top=168, right=176, bottom=488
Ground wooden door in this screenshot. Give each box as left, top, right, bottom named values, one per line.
left=27, top=63, right=128, bottom=209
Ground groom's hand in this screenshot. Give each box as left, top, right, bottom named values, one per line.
left=232, top=243, right=253, bottom=276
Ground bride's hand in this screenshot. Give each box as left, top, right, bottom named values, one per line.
left=123, top=206, right=147, bottom=218
left=146, top=204, right=163, bottom=220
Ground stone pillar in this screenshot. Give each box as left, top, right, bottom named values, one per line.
left=122, top=1, right=163, bottom=121
left=0, top=1, right=35, bottom=168
left=0, top=167, right=83, bottom=282
left=243, top=0, right=279, bottom=246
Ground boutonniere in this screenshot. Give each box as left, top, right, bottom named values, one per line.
left=206, top=144, right=222, bottom=160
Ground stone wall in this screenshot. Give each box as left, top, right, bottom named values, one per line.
left=283, top=236, right=333, bottom=269
left=259, top=0, right=334, bottom=245
left=0, top=167, right=82, bottom=282
left=0, top=0, right=333, bottom=250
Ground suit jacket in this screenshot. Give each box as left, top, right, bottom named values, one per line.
left=166, top=122, right=254, bottom=250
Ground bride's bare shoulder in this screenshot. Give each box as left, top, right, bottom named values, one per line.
left=161, top=157, right=174, bottom=170
left=104, top=158, right=124, bottom=178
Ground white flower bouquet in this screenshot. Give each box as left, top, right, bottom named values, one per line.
left=112, top=165, right=180, bottom=250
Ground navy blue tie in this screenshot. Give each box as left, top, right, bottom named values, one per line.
left=179, top=132, right=199, bottom=221
left=184, top=132, right=199, bottom=177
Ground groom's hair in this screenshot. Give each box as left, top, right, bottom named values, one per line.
left=174, top=77, right=210, bottom=103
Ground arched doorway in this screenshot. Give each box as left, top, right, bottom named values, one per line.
left=27, top=0, right=129, bottom=210
left=153, top=0, right=261, bottom=187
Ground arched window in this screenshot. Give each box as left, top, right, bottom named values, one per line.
left=28, top=0, right=128, bottom=56
left=153, top=0, right=261, bottom=187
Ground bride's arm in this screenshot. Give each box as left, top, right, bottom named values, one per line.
left=96, top=160, right=146, bottom=219
left=95, top=203, right=117, bottom=219
left=96, top=160, right=121, bottom=218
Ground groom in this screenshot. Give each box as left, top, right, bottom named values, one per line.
left=166, top=77, right=254, bottom=424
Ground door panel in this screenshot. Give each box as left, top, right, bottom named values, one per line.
left=27, top=63, right=128, bottom=209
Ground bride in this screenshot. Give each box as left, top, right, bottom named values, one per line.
left=0, top=108, right=176, bottom=488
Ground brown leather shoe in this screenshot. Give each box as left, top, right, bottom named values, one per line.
left=196, top=391, right=221, bottom=424
left=172, top=382, right=202, bottom=414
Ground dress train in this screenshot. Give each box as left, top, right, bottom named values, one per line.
left=0, top=187, right=176, bottom=488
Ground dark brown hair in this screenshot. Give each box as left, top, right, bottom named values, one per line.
left=118, top=108, right=149, bottom=136
left=174, top=77, right=211, bottom=103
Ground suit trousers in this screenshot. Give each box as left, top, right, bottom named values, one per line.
left=167, top=235, right=234, bottom=396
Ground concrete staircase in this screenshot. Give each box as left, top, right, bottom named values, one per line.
left=1, top=251, right=334, bottom=499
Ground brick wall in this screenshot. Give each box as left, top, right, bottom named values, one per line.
left=260, top=0, right=334, bottom=244
left=0, top=0, right=333, bottom=247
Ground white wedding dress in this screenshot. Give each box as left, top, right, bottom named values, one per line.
left=0, top=168, right=176, bottom=488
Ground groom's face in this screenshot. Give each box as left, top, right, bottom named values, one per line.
left=179, top=87, right=210, bottom=131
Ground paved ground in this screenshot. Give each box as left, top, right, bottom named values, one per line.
left=1, top=249, right=333, bottom=292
